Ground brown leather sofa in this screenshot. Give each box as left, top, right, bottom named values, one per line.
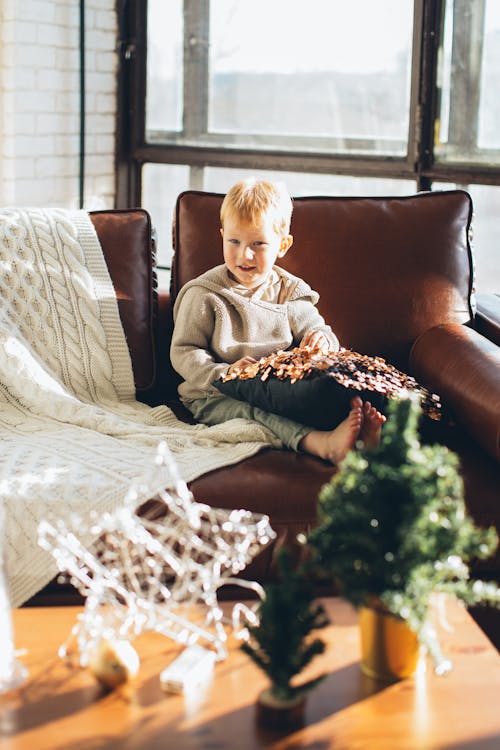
left=27, top=193, right=500, bottom=646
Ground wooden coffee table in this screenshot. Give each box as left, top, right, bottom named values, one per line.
left=2, top=598, right=499, bottom=749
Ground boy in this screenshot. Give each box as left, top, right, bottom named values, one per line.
left=170, top=178, right=384, bottom=464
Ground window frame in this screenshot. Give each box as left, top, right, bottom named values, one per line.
left=115, top=0, right=500, bottom=212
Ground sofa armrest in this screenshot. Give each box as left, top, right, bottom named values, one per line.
left=476, top=293, right=500, bottom=347
left=409, top=323, right=500, bottom=461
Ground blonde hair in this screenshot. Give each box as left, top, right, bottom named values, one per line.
left=220, top=178, right=293, bottom=236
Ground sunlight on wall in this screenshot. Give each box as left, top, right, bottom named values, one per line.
left=0, top=0, right=117, bottom=209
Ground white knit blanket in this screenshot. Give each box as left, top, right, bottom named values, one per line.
left=0, top=208, right=280, bottom=607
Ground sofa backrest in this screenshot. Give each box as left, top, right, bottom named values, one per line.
left=172, top=190, right=474, bottom=368
left=90, top=209, right=157, bottom=398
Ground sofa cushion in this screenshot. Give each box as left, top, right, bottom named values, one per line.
left=90, top=209, right=157, bottom=396
left=188, top=448, right=336, bottom=582
left=172, top=190, right=474, bottom=369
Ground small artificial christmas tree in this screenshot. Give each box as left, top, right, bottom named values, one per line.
left=241, top=549, right=329, bottom=710
left=307, top=395, right=500, bottom=664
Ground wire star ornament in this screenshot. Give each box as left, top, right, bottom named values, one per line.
left=38, top=442, right=276, bottom=662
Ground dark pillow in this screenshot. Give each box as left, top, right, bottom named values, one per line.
left=214, top=348, right=441, bottom=431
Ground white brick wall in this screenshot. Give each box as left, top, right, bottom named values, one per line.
left=0, top=0, right=117, bottom=209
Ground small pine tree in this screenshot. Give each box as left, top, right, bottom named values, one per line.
left=241, top=550, right=329, bottom=702
left=308, top=396, right=500, bottom=641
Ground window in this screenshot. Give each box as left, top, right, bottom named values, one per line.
left=146, top=0, right=183, bottom=134
left=117, top=0, right=500, bottom=293
left=437, top=0, right=500, bottom=164
left=146, top=1, right=414, bottom=157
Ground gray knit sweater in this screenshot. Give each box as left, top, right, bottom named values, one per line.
left=170, top=264, right=339, bottom=401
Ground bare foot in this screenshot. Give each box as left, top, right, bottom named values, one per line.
left=359, top=401, right=386, bottom=450
left=299, top=398, right=363, bottom=465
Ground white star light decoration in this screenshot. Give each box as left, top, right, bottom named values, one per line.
left=38, top=442, right=276, bottom=663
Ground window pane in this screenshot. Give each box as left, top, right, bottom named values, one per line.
left=146, top=0, right=183, bottom=132
left=479, top=2, right=500, bottom=148
left=205, top=168, right=415, bottom=197
left=465, top=185, right=500, bottom=295
left=437, top=0, right=500, bottom=163
left=208, top=0, right=413, bottom=155
left=142, top=163, right=190, bottom=272
left=434, top=183, right=500, bottom=294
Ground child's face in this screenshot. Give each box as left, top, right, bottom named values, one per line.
left=221, top=214, right=292, bottom=289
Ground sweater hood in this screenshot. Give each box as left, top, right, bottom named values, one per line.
left=175, top=264, right=319, bottom=307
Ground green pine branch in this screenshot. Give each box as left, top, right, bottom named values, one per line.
left=240, top=549, right=329, bottom=701
left=307, top=396, right=500, bottom=641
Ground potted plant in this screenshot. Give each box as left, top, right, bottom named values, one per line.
left=307, top=395, right=500, bottom=681
left=241, top=549, right=329, bottom=728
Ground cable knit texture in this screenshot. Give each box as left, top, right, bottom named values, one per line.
left=0, top=209, right=280, bottom=606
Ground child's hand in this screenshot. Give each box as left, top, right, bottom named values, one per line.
left=228, top=356, right=258, bottom=375
left=300, top=330, right=332, bottom=352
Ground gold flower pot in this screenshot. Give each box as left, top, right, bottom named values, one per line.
left=359, top=605, right=421, bottom=682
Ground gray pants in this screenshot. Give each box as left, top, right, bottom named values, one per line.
left=186, top=394, right=312, bottom=451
